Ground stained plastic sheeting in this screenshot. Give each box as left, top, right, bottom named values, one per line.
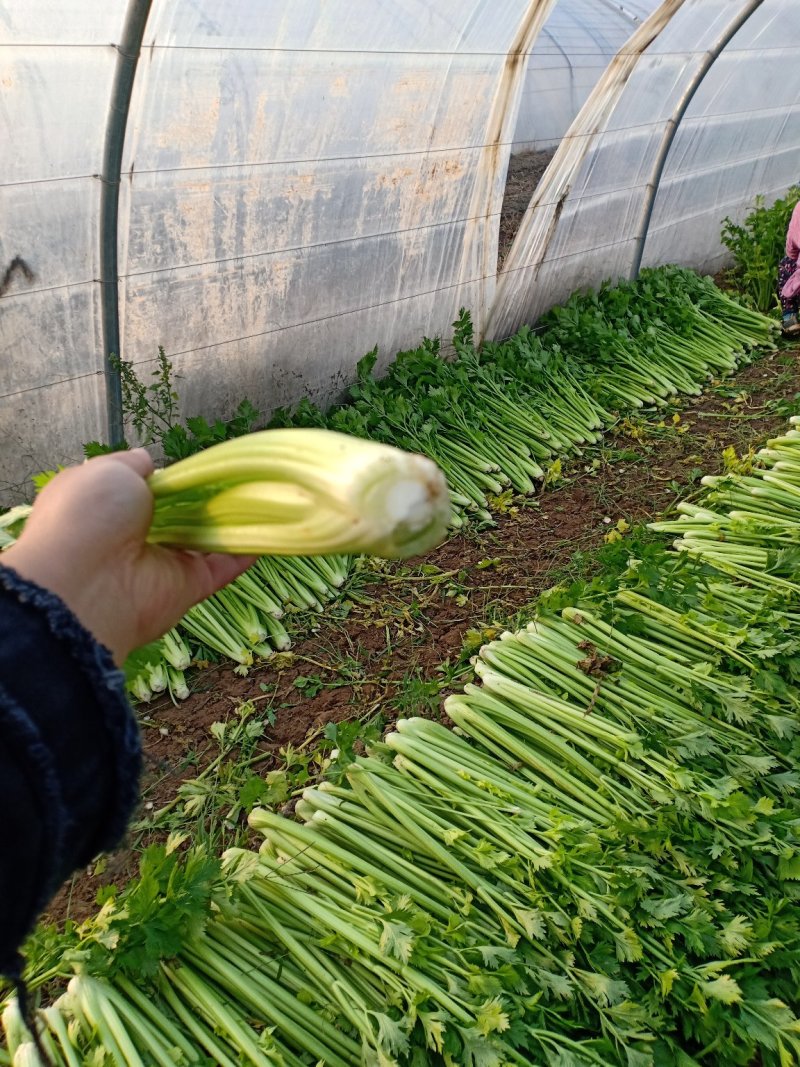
left=0, top=0, right=554, bottom=496
left=1, top=0, right=798, bottom=501
left=514, top=0, right=660, bottom=152
left=117, top=0, right=553, bottom=434
left=641, top=3, right=800, bottom=274
left=490, top=0, right=800, bottom=338
left=0, top=4, right=128, bottom=496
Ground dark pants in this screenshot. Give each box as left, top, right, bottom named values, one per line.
left=779, top=256, right=799, bottom=314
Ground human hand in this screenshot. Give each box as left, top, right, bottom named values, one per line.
left=2, top=450, right=256, bottom=666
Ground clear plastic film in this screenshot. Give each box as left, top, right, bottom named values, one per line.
left=0, top=4, right=128, bottom=495
left=116, top=0, right=554, bottom=431
left=489, top=0, right=800, bottom=338
left=514, top=0, right=661, bottom=152
left=1, top=0, right=797, bottom=500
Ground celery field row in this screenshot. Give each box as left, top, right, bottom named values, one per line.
left=127, top=267, right=776, bottom=701
left=8, top=424, right=800, bottom=1062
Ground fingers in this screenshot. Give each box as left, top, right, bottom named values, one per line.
left=203, top=553, right=260, bottom=595
left=170, top=550, right=259, bottom=608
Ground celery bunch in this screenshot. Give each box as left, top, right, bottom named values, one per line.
left=148, top=427, right=451, bottom=560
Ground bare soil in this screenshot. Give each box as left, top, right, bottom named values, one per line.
left=498, top=148, right=556, bottom=270
left=45, top=345, right=800, bottom=927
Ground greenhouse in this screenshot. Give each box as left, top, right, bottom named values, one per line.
left=3, top=0, right=800, bottom=1064
left=3, top=0, right=796, bottom=494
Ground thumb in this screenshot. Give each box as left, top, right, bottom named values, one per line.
left=86, top=448, right=154, bottom=480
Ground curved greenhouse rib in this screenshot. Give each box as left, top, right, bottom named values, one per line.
left=628, top=0, right=764, bottom=280
left=457, top=0, right=558, bottom=323
left=99, top=0, right=154, bottom=444
left=485, top=0, right=686, bottom=340
left=513, top=0, right=662, bottom=155
left=636, top=2, right=800, bottom=278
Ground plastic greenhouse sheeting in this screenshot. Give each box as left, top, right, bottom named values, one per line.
left=489, top=0, right=800, bottom=338
left=0, top=2, right=130, bottom=496
left=0, top=0, right=557, bottom=498
left=513, top=0, right=661, bottom=153
left=640, top=2, right=800, bottom=275
left=118, top=0, right=555, bottom=428
left=1, top=0, right=798, bottom=502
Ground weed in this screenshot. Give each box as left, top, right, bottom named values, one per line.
left=320, top=716, right=384, bottom=783
left=84, top=349, right=261, bottom=460
left=615, top=413, right=689, bottom=444
left=136, top=699, right=277, bottom=850
left=722, top=445, right=756, bottom=475
left=486, top=488, right=520, bottom=515
left=543, top=458, right=565, bottom=489
left=759, top=391, right=800, bottom=419
left=293, top=674, right=326, bottom=698
left=389, top=668, right=443, bottom=719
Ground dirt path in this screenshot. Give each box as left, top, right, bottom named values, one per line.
left=45, top=344, right=800, bottom=926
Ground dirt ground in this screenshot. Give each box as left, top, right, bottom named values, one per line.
left=43, top=343, right=800, bottom=928
left=498, top=148, right=556, bottom=269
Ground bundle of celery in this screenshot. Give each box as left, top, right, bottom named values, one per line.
left=1, top=429, right=449, bottom=700
left=176, top=555, right=352, bottom=671
left=1, top=269, right=777, bottom=698
left=540, top=266, right=776, bottom=409
left=123, top=630, right=192, bottom=704
left=650, top=416, right=800, bottom=594
left=127, top=553, right=353, bottom=697
left=11, top=624, right=800, bottom=1066
left=325, top=331, right=608, bottom=524
left=272, top=267, right=776, bottom=524
left=132, top=426, right=452, bottom=685
left=147, top=427, right=451, bottom=559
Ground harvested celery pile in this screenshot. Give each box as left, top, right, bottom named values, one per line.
left=11, top=413, right=800, bottom=1065
left=3, top=268, right=777, bottom=705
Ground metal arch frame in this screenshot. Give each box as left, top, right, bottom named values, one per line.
left=99, top=0, right=153, bottom=444
left=628, top=0, right=765, bottom=280
left=596, top=0, right=644, bottom=25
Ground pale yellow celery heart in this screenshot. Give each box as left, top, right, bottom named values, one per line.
left=197, top=482, right=316, bottom=525
left=147, top=427, right=450, bottom=560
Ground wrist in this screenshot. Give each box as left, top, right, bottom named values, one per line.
left=1, top=544, right=131, bottom=666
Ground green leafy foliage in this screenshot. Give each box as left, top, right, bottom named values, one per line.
left=5, top=270, right=791, bottom=1066
left=321, top=714, right=384, bottom=782
left=269, top=267, right=775, bottom=532
left=88, top=845, right=220, bottom=978
left=160, top=397, right=261, bottom=461
left=103, top=347, right=262, bottom=460
left=722, top=186, right=800, bottom=312
left=82, top=440, right=129, bottom=459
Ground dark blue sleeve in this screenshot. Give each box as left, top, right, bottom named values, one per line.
left=0, top=565, right=141, bottom=978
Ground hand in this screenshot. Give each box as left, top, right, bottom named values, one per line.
left=2, top=450, right=256, bottom=666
